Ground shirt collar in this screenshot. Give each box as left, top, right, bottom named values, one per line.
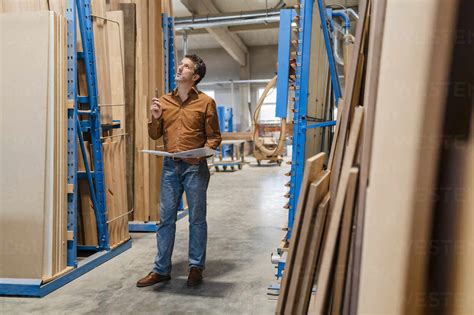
left=171, top=86, right=200, bottom=96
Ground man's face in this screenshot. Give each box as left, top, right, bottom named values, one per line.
left=176, top=58, right=200, bottom=84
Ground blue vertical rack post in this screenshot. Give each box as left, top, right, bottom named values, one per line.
left=66, top=0, right=78, bottom=267
left=76, top=0, right=109, bottom=250
left=128, top=14, right=188, bottom=233
left=270, top=0, right=342, bottom=292
left=0, top=0, right=131, bottom=298
left=287, top=0, right=315, bottom=239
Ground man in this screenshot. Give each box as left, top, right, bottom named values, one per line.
left=137, top=54, right=221, bottom=288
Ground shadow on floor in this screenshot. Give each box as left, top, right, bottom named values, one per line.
left=170, top=259, right=238, bottom=279
left=151, top=278, right=234, bottom=298
left=146, top=259, right=237, bottom=298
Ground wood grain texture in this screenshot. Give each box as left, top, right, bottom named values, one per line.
left=350, top=0, right=387, bottom=312
left=313, top=106, right=363, bottom=314
left=1, top=11, right=67, bottom=279
left=276, top=152, right=326, bottom=313
left=357, top=1, right=459, bottom=312
left=290, top=171, right=331, bottom=315
left=91, top=0, right=113, bottom=125
left=119, top=2, right=137, bottom=215
left=106, top=10, right=125, bottom=125
left=331, top=167, right=358, bottom=315
left=329, top=0, right=369, bottom=201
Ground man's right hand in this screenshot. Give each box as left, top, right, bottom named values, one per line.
left=151, top=98, right=163, bottom=119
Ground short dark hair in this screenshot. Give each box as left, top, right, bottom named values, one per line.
left=185, top=54, right=206, bottom=85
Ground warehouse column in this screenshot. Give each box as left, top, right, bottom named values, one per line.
left=239, top=53, right=251, bottom=131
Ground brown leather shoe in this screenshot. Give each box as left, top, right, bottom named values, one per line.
left=136, top=272, right=171, bottom=287
left=187, top=267, right=203, bottom=286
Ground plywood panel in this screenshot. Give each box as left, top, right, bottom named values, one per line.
left=276, top=152, right=326, bottom=312
left=91, top=0, right=113, bottom=125
left=0, top=0, right=48, bottom=12
left=148, top=0, right=164, bottom=221
left=1, top=11, right=50, bottom=278
left=313, top=106, right=364, bottom=314
left=286, top=171, right=331, bottom=314
left=106, top=10, right=125, bottom=125
left=331, top=168, right=358, bottom=315
left=357, top=1, right=459, bottom=313
left=119, top=3, right=137, bottom=215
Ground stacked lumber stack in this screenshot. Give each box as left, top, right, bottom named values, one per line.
left=76, top=0, right=173, bottom=242
left=108, top=0, right=171, bottom=222
left=0, top=9, right=70, bottom=281
left=277, top=0, right=472, bottom=314
left=76, top=0, right=130, bottom=247
left=277, top=0, right=370, bottom=311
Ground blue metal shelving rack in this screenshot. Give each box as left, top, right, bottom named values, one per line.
left=128, top=14, right=188, bottom=233
left=270, top=0, right=346, bottom=293
left=0, top=0, right=131, bottom=297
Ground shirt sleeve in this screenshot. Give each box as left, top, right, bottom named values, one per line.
left=205, top=99, right=222, bottom=149
left=148, top=116, right=163, bottom=140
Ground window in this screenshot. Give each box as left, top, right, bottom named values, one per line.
left=257, top=87, right=278, bottom=123
left=201, top=90, right=215, bottom=100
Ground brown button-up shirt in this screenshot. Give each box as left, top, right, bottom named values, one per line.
left=148, top=87, right=222, bottom=152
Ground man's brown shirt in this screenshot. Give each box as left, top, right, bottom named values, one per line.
left=148, top=87, right=222, bottom=152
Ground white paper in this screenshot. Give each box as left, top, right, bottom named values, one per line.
left=141, top=147, right=220, bottom=158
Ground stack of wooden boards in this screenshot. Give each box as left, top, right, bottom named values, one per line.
left=276, top=0, right=371, bottom=312
left=0, top=9, right=70, bottom=281
left=76, top=0, right=173, bottom=244
left=277, top=0, right=472, bottom=314
left=107, top=0, right=173, bottom=223
left=76, top=0, right=130, bottom=248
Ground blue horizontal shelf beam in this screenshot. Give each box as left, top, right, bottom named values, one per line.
left=302, top=120, right=336, bottom=130
left=77, top=96, right=89, bottom=104
left=0, top=240, right=131, bottom=297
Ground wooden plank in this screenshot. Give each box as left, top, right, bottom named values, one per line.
left=331, top=168, right=358, bottom=315
left=48, top=0, right=67, bottom=15
left=307, top=192, right=331, bottom=313
left=349, top=0, right=387, bottom=311
left=328, top=98, right=344, bottom=170
left=118, top=134, right=130, bottom=242
left=103, top=141, right=116, bottom=247
left=0, top=0, right=48, bottom=12
left=305, top=0, right=329, bottom=159
left=148, top=0, right=163, bottom=221
left=106, top=10, right=125, bottom=125
left=132, top=0, right=150, bottom=220
left=357, top=0, right=460, bottom=313
left=119, top=2, right=136, bottom=215
left=0, top=11, right=51, bottom=278
left=276, top=152, right=326, bottom=313
left=91, top=0, right=113, bottom=125
left=78, top=142, right=98, bottom=246
left=329, top=0, right=369, bottom=200
left=312, top=106, right=364, bottom=314
left=286, top=171, right=331, bottom=314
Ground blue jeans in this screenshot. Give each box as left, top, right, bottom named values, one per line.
left=153, top=157, right=210, bottom=275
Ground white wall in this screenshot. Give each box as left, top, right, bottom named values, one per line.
left=177, top=45, right=278, bottom=131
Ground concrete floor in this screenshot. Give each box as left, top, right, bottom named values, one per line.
left=1, top=158, right=289, bottom=314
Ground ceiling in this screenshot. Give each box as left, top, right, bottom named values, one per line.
left=173, top=0, right=297, bottom=51
left=172, top=0, right=360, bottom=60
